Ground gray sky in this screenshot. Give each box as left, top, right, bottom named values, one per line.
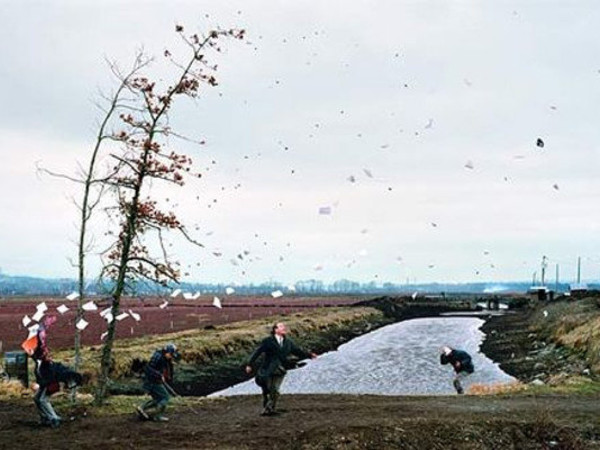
left=1, top=0, right=600, bottom=285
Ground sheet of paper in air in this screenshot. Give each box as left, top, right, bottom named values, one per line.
left=213, top=296, right=222, bottom=309
left=31, top=310, right=45, bottom=323
left=56, top=305, right=69, bottom=315
left=100, top=331, right=108, bottom=341
left=76, top=319, right=89, bottom=331
left=104, top=313, right=114, bottom=324
left=27, top=324, right=40, bottom=339
left=225, top=287, right=235, bottom=295
left=36, top=302, right=48, bottom=313
left=170, top=289, right=182, bottom=298
left=271, top=290, right=284, bottom=299
left=99, top=308, right=111, bottom=318
left=183, top=292, right=195, bottom=300
left=159, top=301, right=169, bottom=309
left=66, top=292, right=80, bottom=301
left=116, top=312, right=129, bottom=321
left=21, top=315, right=32, bottom=327
left=82, top=301, right=98, bottom=311
left=129, top=310, right=141, bottom=321
left=191, top=292, right=201, bottom=300
left=412, top=292, right=418, bottom=300
left=287, top=285, right=296, bottom=292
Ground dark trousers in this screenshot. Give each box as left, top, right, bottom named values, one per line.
left=140, top=382, right=170, bottom=417
left=260, top=374, right=285, bottom=412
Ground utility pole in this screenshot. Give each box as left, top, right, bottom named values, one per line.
left=577, top=256, right=582, bottom=284
left=555, top=263, right=559, bottom=292
left=541, top=256, right=548, bottom=286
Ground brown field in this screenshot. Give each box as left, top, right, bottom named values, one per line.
left=0, top=296, right=366, bottom=352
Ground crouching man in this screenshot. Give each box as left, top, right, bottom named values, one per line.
left=136, top=343, right=180, bottom=422
left=25, top=316, right=83, bottom=428
left=245, top=322, right=317, bottom=416
left=440, top=346, right=474, bottom=394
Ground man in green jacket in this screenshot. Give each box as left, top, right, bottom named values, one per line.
left=245, top=322, right=317, bottom=416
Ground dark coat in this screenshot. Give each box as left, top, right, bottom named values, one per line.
left=247, top=335, right=311, bottom=381
left=440, top=349, right=474, bottom=374
left=144, top=350, right=174, bottom=385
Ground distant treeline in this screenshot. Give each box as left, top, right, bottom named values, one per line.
left=0, top=273, right=595, bottom=297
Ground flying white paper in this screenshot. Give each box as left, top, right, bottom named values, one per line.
left=66, top=292, right=80, bottom=301
left=76, top=319, right=89, bottom=331
left=212, top=296, right=222, bottom=309
left=271, top=290, right=284, bottom=299
left=31, top=310, right=45, bottom=323
left=82, top=301, right=98, bottom=311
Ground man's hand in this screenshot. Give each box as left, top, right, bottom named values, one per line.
left=454, top=361, right=461, bottom=370
left=245, top=365, right=253, bottom=374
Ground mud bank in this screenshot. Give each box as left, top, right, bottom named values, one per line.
left=480, top=306, right=591, bottom=384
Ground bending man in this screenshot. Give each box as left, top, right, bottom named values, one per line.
left=245, top=322, right=316, bottom=416
left=440, top=345, right=474, bottom=394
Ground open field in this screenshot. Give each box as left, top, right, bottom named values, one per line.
left=1, top=393, right=599, bottom=449
left=0, top=296, right=366, bottom=351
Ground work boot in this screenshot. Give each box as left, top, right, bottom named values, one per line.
left=453, top=379, right=464, bottom=395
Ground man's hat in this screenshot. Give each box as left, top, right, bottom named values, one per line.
left=164, top=343, right=181, bottom=360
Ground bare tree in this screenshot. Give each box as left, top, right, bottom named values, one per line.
left=93, top=25, right=245, bottom=404
left=37, top=55, right=150, bottom=402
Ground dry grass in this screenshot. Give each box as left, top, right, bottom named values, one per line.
left=0, top=380, right=33, bottom=399
left=467, top=381, right=526, bottom=395
left=52, top=307, right=383, bottom=382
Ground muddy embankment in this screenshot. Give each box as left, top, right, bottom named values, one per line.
left=479, top=298, right=596, bottom=385
left=105, top=296, right=476, bottom=396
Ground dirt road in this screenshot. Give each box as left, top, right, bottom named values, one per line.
left=1, top=393, right=599, bottom=449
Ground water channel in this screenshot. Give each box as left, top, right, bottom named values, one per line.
left=213, top=316, right=514, bottom=397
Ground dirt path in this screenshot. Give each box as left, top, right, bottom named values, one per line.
left=1, top=394, right=599, bottom=449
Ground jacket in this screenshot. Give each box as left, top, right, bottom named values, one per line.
left=248, top=335, right=311, bottom=379
left=440, top=349, right=474, bottom=374
left=144, top=350, right=174, bottom=384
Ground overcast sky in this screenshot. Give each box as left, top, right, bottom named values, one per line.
left=1, top=1, right=600, bottom=286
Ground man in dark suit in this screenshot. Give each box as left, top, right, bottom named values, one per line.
left=245, top=322, right=317, bottom=416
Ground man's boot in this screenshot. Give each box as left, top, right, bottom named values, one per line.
left=453, top=379, right=464, bottom=394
